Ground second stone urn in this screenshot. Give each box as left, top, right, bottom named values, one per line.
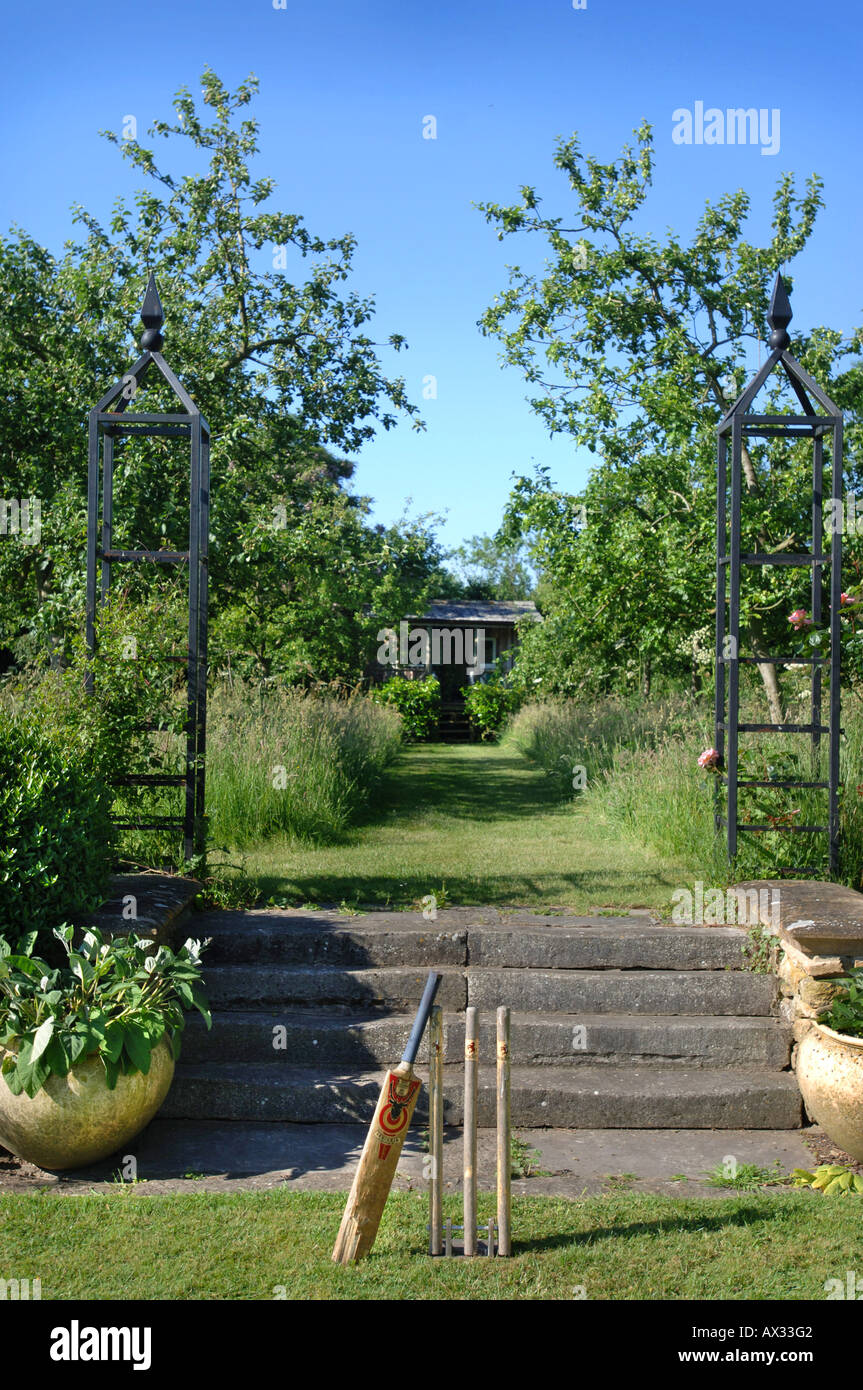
left=796, top=1023, right=863, bottom=1162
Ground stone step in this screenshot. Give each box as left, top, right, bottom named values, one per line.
left=195, top=912, right=752, bottom=971
left=164, top=1063, right=802, bottom=1129
left=198, top=964, right=776, bottom=1016
left=467, top=968, right=776, bottom=1015
left=198, top=913, right=468, bottom=967
left=181, top=1009, right=791, bottom=1069
left=200, top=965, right=467, bottom=1011
left=79, top=1119, right=815, bottom=1193
left=469, top=926, right=749, bottom=971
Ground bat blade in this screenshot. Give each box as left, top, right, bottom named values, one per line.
left=332, top=1064, right=422, bottom=1265
left=332, top=970, right=441, bottom=1266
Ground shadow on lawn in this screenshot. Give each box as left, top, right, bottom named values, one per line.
left=512, top=1203, right=780, bottom=1254
left=253, top=866, right=677, bottom=909
left=356, top=747, right=570, bottom=828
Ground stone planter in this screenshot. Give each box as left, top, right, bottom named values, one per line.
left=796, top=1023, right=863, bottom=1161
left=0, top=1039, right=175, bottom=1171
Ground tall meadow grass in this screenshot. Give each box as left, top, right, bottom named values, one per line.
left=502, top=697, right=702, bottom=786
left=503, top=694, right=863, bottom=889
left=2, top=674, right=404, bottom=859
left=205, top=683, right=402, bottom=847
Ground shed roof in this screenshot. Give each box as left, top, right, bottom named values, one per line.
left=405, top=599, right=541, bottom=624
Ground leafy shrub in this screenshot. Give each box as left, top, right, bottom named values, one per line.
left=371, top=675, right=440, bottom=741
left=822, top=968, right=863, bottom=1038
left=0, top=709, right=113, bottom=947
left=20, top=588, right=188, bottom=791
left=1, top=588, right=192, bottom=895
left=0, top=926, right=210, bottom=1097
left=462, top=678, right=521, bottom=741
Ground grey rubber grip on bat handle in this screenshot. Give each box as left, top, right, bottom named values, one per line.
left=401, top=970, right=443, bottom=1066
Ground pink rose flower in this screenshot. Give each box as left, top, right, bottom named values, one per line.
left=841, top=592, right=860, bottom=607
left=698, top=748, right=720, bottom=769
left=788, top=608, right=813, bottom=631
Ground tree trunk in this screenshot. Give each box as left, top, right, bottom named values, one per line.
left=750, top=628, right=785, bottom=725
left=754, top=660, right=785, bottom=725
left=691, top=635, right=702, bottom=697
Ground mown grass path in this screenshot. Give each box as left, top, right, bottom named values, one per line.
left=242, top=743, right=688, bottom=912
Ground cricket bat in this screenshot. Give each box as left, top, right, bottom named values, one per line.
left=332, top=968, right=442, bottom=1265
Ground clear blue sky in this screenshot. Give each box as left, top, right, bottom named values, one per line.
left=1, top=0, right=861, bottom=551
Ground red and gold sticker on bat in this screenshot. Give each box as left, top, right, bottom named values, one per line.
left=375, top=1072, right=421, bottom=1160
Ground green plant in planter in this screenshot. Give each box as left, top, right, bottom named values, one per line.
left=821, top=968, right=863, bottom=1039
left=0, top=926, right=211, bottom=1098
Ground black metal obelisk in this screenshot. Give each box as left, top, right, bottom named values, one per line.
left=714, top=272, right=842, bottom=875
left=85, top=273, right=210, bottom=861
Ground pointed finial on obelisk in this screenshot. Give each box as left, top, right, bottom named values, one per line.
left=767, top=270, right=792, bottom=351
left=140, top=271, right=164, bottom=352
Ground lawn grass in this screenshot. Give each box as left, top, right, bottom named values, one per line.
left=1, top=1188, right=858, bottom=1300
left=232, top=743, right=690, bottom=912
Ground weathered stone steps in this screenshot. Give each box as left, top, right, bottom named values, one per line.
left=197, top=911, right=753, bottom=971
left=199, top=963, right=777, bottom=1016
left=164, top=1062, right=802, bottom=1129
left=169, top=908, right=798, bottom=1131
left=181, top=1009, right=791, bottom=1069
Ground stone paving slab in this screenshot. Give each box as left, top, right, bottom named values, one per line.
left=737, top=878, right=863, bottom=957
left=468, top=925, right=748, bottom=970
left=201, top=917, right=469, bottom=966
left=201, top=964, right=467, bottom=1010
left=0, top=1122, right=817, bottom=1200
left=199, top=915, right=751, bottom=971
left=74, top=872, right=201, bottom=946
left=203, top=907, right=656, bottom=929
left=466, top=967, right=776, bottom=1015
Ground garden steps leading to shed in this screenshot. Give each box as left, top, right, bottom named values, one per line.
left=167, top=907, right=800, bottom=1130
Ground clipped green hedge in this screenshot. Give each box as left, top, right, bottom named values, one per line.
left=371, top=675, right=440, bottom=741
left=0, top=709, right=113, bottom=946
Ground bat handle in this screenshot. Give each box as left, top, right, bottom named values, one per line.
left=401, top=970, right=443, bottom=1067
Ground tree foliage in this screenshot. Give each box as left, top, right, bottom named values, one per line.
left=479, top=123, right=863, bottom=707
left=447, top=532, right=536, bottom=601
left=0, top=69, right=439, bottom=682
